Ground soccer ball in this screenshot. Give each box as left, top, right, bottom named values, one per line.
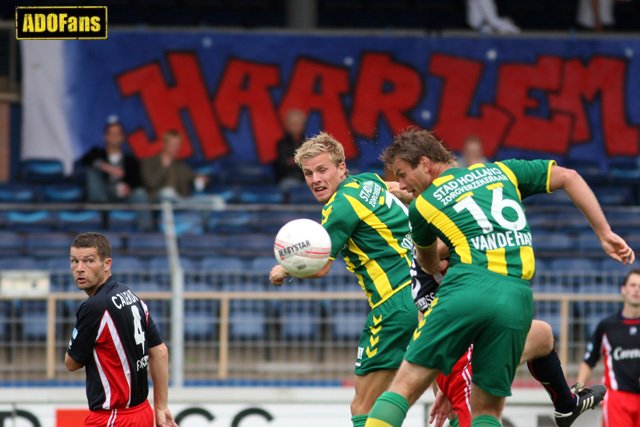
left=274, top=218, right=332, bottom=278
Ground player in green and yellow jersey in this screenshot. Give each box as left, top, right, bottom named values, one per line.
left=364, top=127, right=635, bottom=427
left=269, top=132, right=418, bottom=427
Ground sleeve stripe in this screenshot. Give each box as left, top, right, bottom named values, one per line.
left=545, top=160, right=557, bottom=193
left=495, top=161, right=522, bottom=201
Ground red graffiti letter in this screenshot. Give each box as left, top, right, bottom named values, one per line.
left=549, top=56, right=638, bottom=156
left=351, top=53, right=421, bottom=137
left=430, top=54, right=511, bottom=157
left=117, top=52, right=227, bottom=159
left=279, top=58, right=356, bottom=158
left=497, top=56, right=572, bottom=154
left=214, top=59, right=281, bottom=163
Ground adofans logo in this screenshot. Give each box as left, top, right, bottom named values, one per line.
left=16, top=6, right=107, bottom=40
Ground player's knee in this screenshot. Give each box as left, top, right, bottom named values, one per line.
left=523, top=320, right=554, bottom=361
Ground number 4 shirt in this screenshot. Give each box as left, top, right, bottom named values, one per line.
left=410, top=159, right=555, bottom=280
left=68, top=276, right=163, bottom=411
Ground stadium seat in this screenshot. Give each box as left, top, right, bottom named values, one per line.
left=179, top=233, right=235, bottom=257
left=200, top=256, right=246, bottom=272
left=44, top=256, right=74, bottom=292
left=0, top=256, right=40, bottom=270
left=219, top=161, right=275, bottom=185
left=0, top=231, right=25, bottom=255
left=237, top=185, right=285, bottom=204
left=19, top=301, right=49, bottom=340
left=0, top=183, right=39, bottom=202
left=275, top=282, right=322, bottom=340
left=593, top=184, right=636, bottom=206
left=41, top=183, right=84, bottom=202
left=207, top=210, right=255, bottom=234
left=204, top=185, right=238, bottom=203
left=525, top=190, right=573, bottom=206
left=107, top=210, right=139, bottom=232
left=112, top=255, right=147, bottom=273
left=576, top=231, right=604, bottom=254
left=534, top=301, right=564, bottom=339
left=249, top=256, right=277, bottom=273
left=326, top=299, right=368, bottom=340
left=531, top=232, right=573, bottom=253
left=254, top=210, right=318, bottom=234
left=126, top=233, right=167, bottom=256
left=57, top=210, right=103, bottom=232
left=0, top=302, right=11, bottom=341
left=287, top=183, right=318, bottom=204
left=228, top=233, right=274, bottom=257
left=160, top=210, right=205, bottom=236
left=5, top=210, right=57, bottom=232
left=581, top=301, right=621, bottom=338
left=549, top=258, right=600, bottom=291
left=19, top=158, right=66, bottom=184
left=222, top=282, right=270, bottom=340
left=26, top=232, right=73, bottom=257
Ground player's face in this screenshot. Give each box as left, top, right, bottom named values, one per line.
left=622, top=273, right=640, bottom=307
left=301, top=153, right=347, bottom=203
left=390, top=157, right=433, bottom=198
left=70, top=246, right=112, bottom=296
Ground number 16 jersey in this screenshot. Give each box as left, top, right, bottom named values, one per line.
left=410, top=159, right=555, bottom=281
left=68, top=276, right=163, bottom=411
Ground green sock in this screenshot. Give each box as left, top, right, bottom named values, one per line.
left=364, top=392, right=409, bottom=427
left=471, top=414, right=502, bottom=427
left=449, top=416, right=460, bottom=427
left=352, top=414, right=368, bottom=427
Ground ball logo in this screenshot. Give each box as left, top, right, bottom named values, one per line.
left=277, top=239, right=311, bottom=260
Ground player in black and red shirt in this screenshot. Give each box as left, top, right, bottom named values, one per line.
left=578, top=268, right=640, bottom=427
left=65, top=232, right=178, bottom=427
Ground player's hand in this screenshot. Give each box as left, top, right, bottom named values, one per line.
left=429, top=389, right=454, bottom=427
left=155, top=407, right=179, bottom=426
left=269, top=264, right=288, bottom=286
left=386, top=181, right=414, bottom=204
left=600, top=230, right=635, bottom=265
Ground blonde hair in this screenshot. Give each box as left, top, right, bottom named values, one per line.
left=294, top=132, right=346, bottom=168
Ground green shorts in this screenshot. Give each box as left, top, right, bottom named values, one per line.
left=404, top=264, right=533, bottom=397
left=355, top=285, right=418, bottom=376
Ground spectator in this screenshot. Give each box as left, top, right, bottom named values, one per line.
left=141, top=130, right=208, bottom=202
left=576, top=268, right=640, bottom=427
left=274, top=109, right=307, bottom=191
left=466, top=0, right=520, bottom=34
left=65, top=232, right=178, bottom=427
left=457, top=135, right=488, bottom=168
left=79, top=118, right=146, bottom=204
left=576, top=0, right=615, bottom=31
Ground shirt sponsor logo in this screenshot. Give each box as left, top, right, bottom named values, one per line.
left=15, top=6, right=107, bottom=40
left=613, top=346, right=640, bottom=361
left=433, top=168, right=509, bottom=205
left=136, top=355, right=149, bottom=371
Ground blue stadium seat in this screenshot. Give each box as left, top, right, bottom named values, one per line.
left=20, top=159, right=66, bottom=184
left=112, top=255, right=147, bottom=273
left=204, top=185, right=238, bottom=203
left=249, top=256, right=277, bottom=273
left=0, top=231, right=25, bottom=255
left=5, top=210, right=57, bottom=232
left=254, top=210, right=318, bottom=234
left=0, top=183, right=39, bottom=202
left=127, top=233, right=167, bottom=255
left=0, top=302, right=11, bottom=341
left=576, top=231, right=604, bottom=254
left=237, top=185, right=285, bottom=204
left=287, top=183, right=318, bottom=204
left=160, top=211, right=205, bottom=236
left=19, top=301, right=49, bottom=340
left=581, top=301, right=621, bottom=338
left=549, top=258, right=600, bottom=291
left=184, top=288, right=219, bottom=340
left=26, top=232, right=72, bottom=257
left=178, top=234, right=235, bottom=257
left=57, top=210, right=103, bottom=232
left=0, top=256, right=40, bottom=270
left=534, top=301, right=563, bottom=339
left=200, top=256, right=246, bottom=272
left=107, top=210, right=139, bottom=232
left=207, top=210, right=255, bottom=234
left=41, top=183, right=84, bottom=202
left=276, top=282, right=322, bottom=340
left=222, top=282, right=270, bottom=340
left=44, top=256, right=74, bottom=291
left=593, top=184, right=635, bottom=206
left=219, top=161, right=275, bottom=185
left=326, top=299, right=368, bottom=340
left=532, top=232, right=573, bottom=253
left=229, top=233, right=274, bottom=257
left=525, top=191, right=573, bottom=206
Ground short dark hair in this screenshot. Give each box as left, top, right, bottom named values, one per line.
left=623, top=268, right=640, bottom=286
left=380, top=127, right=455, bottom=168
left=103, top=121, right=124, bottom=135
left=71, top=232, right=112, bottom=261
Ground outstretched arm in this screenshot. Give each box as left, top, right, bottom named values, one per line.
left=549, top=165, right=635, bottom=264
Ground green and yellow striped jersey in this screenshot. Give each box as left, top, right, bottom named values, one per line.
left=322, top=173, right=413, bottom=308
left=410, top=159, right=556, bottom=281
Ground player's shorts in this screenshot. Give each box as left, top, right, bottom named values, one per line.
left=84, top=400, right=154, bottom=427
left=436, top=347, right=473, bottom=427
left=355, top=285, right=418, bottom=376
left=602, top=389, right=640, bottom=427
left=404, top=263, right=533, bottom=397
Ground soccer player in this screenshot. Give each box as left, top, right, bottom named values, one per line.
left=65, top=232, right=178, bottom=427
left=576, top=268, right=640, bottom=427
left=269, top=132, right=418, bottom=427
left=390, top=182, right=608, bottom=427
left=365, top=127, right=635, bottom=427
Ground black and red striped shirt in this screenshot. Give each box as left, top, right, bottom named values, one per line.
left=67, top=277, right=163, bottom=411
left=583, top=310, right=640, bottom=394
